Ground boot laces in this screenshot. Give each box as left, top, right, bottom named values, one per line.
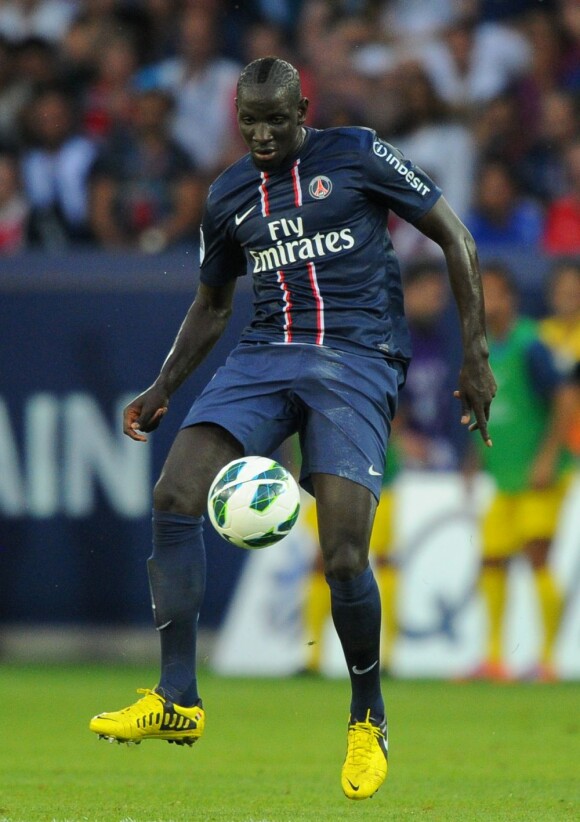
left=346, top=710, right=383, bottom=767
left=117, top=688, right=164, bottom=716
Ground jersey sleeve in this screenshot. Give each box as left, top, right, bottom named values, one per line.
left=359, top=131, right=442, bottom=223
left=199, top=187, right=246, bottom=286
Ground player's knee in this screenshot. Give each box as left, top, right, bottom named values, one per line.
left=153, top=473, right=203, bottom=517
left=482, top=556, right=506, bottom=569
left=324, top=541, right=368, bottom=580
left=525, top=539, right=550, bottom=570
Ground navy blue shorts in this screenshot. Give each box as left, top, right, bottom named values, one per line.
left=181, top=343, right=402, bottom=500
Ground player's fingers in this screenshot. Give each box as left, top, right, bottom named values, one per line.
left=123, top=405, right=155, bottom=441
left=460, top=400, right=471, bottom=425
left=471, top=407, right=493, bottom=447
left=482, top=401, right=493, bottom=446
left=127, top=422, right=147, bottom=442
left=453, top=390, right=472, bottom=425
left=136, top=406, right=167, bottom=433
left=123, top=406, right=140, bottom=435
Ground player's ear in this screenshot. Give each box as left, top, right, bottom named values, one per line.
left=297, top=97, right=309, bottom=124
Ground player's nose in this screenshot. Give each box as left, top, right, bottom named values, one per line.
left=253, top=122, right=273, bottom=143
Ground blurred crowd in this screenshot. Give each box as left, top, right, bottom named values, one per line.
left=0, top=0, right=578, bottom=256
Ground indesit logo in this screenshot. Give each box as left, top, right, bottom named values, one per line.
left=372, top=140, right=431, bottom=196
left=308, top=175, right=332, bottom=199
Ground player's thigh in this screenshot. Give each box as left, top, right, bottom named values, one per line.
left=297, top=349, right=400, bottom=500
left=517, top=477, right=570, bottom=544
left=154, top=423, right=244, bottom=516
left=481, top=493, right=519, bottom=559
left=311, top=472, right=377, bottom=578
left=181, top=344, right=299, bottom=459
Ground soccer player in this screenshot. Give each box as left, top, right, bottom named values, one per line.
left=89, top=57, right=496, bottom=800
left=474, top=264, right=574, bottom=682
left=540, top=260, right=580, bottom=457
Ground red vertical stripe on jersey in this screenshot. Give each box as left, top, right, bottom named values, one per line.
left=291, top=159, right=302, bottom=207
left=260, top=172, right=270, bottom=216
left=277, top=270, right=293, bottom=343
left=307, top=262, right=324, bottom=345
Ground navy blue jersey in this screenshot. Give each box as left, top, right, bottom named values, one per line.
left=199, top=126, right=441, bottom=364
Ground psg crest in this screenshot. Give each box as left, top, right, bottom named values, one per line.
left=308, top=175, right=332, bottom=199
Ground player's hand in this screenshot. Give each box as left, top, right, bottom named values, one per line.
left=454, top=358, right=497, bottom=447
left=122, top=385, right=169, bottom=441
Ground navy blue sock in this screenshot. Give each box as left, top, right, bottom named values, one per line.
left=148, top=509, right=206, bottom=707
left=327, top=564, right=385, bottom=722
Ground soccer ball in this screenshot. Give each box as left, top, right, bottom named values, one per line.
left=207, top=456, right=301, bottom=549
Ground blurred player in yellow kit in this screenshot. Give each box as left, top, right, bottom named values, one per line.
left=540, top=260, right=580, bottom=457
left=475, top=263, right=576, bottom=682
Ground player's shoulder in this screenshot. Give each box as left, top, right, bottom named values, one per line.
left=513, top=316, right=546, bottom=353
left=516, top=316, right=540, bottom=339
left=310, top=126, right=407, bottom=171
left=207, top=153, right=254, bottom=198
left=205, top=153, right=255, bottom=216
left=311, top=125, right=379, bottom=153
left=538, top=315, right=562, bottom=341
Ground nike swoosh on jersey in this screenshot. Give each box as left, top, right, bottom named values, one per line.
left=352, top=660, right=379, bottom=675
left=234, top=205, right=256, bottom=225
left=368, top=465, right=382, bottom=476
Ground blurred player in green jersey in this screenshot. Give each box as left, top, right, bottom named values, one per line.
left=474, top=263, right=575, bottom=682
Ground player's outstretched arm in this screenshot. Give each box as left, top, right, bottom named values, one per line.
left=123, top=281, right=236, bottom=441
left=413, top=197, right=497, bottom=446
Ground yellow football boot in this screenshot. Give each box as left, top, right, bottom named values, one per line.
left=89, top=688, right=205, bottom=746
left=341, top=710, right=388, bottom=800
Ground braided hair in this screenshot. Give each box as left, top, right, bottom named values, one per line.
left=237, top=57, right=302, bottom=102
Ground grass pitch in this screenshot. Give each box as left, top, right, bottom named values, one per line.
left=0, top=665, right=578, bottom=822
